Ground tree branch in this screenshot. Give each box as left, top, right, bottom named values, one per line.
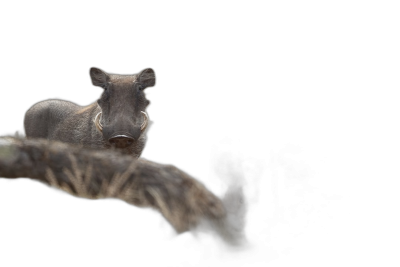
left=0, top=137, right=226, bottom=233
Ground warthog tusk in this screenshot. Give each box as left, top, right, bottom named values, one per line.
left=94, top=112, right=103, bottom=133
left=141, top=111, right=148, bottom=131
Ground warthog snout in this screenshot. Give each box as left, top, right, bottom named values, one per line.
left=109, top=135, right=134, bottom=149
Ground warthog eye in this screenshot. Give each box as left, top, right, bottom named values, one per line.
left=104, top=82, right=111, bottom=90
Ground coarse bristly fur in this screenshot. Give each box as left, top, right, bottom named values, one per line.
left=0, top=136, right=247, bottom=244
left=24, top=68, right=155, bottom=157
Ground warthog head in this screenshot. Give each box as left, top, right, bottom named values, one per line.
left=90, top=67, right=155, bottom=155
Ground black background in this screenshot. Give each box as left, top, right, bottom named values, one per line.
left=0, top=16, right=358, bottom=266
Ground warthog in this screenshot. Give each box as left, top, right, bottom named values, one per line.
left=24, top=68, right=155, bottom=157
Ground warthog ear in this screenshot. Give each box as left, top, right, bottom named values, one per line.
left=90, top=67, right=110, bottom=88
left=137, top=68, right=156, bottom=88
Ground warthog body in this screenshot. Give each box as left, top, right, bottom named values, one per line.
left=24, top=68, right=155, bottom=157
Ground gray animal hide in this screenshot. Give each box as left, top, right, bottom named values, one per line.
left=24, top=68, right=155, bottom=157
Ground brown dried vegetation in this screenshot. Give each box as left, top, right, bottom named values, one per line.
left=0, top=137, right=226, bottom=234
